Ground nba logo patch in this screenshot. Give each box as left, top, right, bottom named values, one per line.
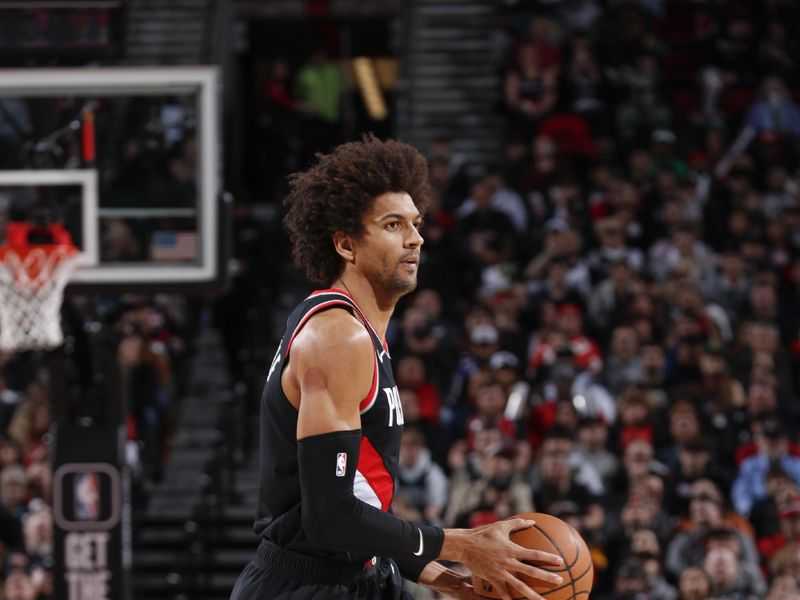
left=336, top=452, right=347, bottom=477
left=74, top=472, right=101, bottom=521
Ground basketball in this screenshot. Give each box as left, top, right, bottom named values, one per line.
left=472, top=512, right=593, bottom=599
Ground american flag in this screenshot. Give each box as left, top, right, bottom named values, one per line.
left=150, top=231, right=197, bottom=262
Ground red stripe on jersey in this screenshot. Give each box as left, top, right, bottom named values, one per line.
left=284, top=299, right=346, bottom=358
left=358, top=435, right=394, bottom=511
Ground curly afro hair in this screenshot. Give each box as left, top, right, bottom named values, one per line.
left=283, top=135, right=432, bottom=285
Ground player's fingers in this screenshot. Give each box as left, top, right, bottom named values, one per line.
left=504, top=517, right=536, bottom=533
left=504, top=572, right=546, bottom=600
left=484, top=577, right=513, bottom=600
left=449, top=578, right=475, bottom=600
left=513, top=545, right=564, bottom=567
left=513, top=560, right=563, bottom=586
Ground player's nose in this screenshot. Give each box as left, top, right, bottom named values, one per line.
left=406, top=224, right=423, bottom=247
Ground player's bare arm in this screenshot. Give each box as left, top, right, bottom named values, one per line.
left=284, top=307, right=373, bottom=436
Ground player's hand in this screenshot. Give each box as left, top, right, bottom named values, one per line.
left=443, top=518, right=564, bottom=600
left=417, top=563, right=486, bottom=599
left=419, top=568, right=477, bottom=599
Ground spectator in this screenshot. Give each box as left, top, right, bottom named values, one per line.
left=696, top=342, right=745, bottom=422
left=745, top=77, right=800, bottom=141
left=455, top=173, right=528, bottom=236
left=529, top=427, right=605, bottom=539
left=562, top=34, right=606, bottom=126
left=664, top=435, right=731, bottom=517
left=24, top=462, right=51, bottom=507
left=750, top=466, right=796, bottom=545
left=293, top=47, right=343, bottom=154
left=523, top=228, right=591, bottom=299
left=30, top=556, right=53, bottom=600
left=395, top=355, right=441, bottom=429
left=21, top=508, right=51, bottom=562
left=527, top=304, right=603, bottom=377
left=395, top=426, right=448, bottom=527
left=488, top=351, right=522, bottom=396
left=586, top=217, right=645, bottom=283
left=0, top=466, right=28, bottom=520
left=456, top=176, right=518, bottom=271
left=504, top=42, right=559, bottom=138
left=7, top=396, right=51, bottom=465
left=648, top=222, right=715, bottom=283
left=677, top=566, right=712, bottom=600
left=767, top=573, right=799, bottom=599
left=0, top=438, right=21, bottom=472
left=598, top=560, right=649, bottom=600
left=705, top=527, right=767, bottom=596
left=464, top=379, right=526, bottom=465
left=628, top=528, right=677, bottom=600
left=757, top=21, right=797, bottom=86
left=762, top=495, right=800, bottom=566
left=665, top=478, right=759, bottom=580
left=649, top=130, right=687, bottom=180
left=703, top=545, right=763, bottom=599
left=610, top=51, right=672, bottom=144
left=707, top=248, right=750, bottom=327
left=771, top=542, right=800, bottom=590
left=575, top=415, right=619, bottom=487
left=731, top=417, right=800, bottom=517
left=639, top=343, right=667, bottom=397
left=527, top=358, right=614, bottom=447
left=445, top=441, right=532, bottom=529
left=393, top=305, right=455, bottom=400
left=603, top=324, right=643, bottom=396
left=700, top=12, right=758, bottom=119
left=612, top=394, right=657, bottom=457
left=2, top=550, right=35, bottom=600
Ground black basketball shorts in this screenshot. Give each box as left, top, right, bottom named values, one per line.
left=230, top=539, right=415, bottom=600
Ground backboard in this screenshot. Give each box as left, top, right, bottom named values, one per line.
left=0, top=67, right=222, bottom=290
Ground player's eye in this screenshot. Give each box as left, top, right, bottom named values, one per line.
left=413, top=220, right=423, bottom=230
left=385, top=221, right=400, bottom=231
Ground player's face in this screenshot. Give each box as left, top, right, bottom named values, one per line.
left=357, top=192, right=423, bottom=298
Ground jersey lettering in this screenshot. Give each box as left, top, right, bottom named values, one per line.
left=383, top=386, right=404, bottom=427
left=267, top=341, right=282, bottom=382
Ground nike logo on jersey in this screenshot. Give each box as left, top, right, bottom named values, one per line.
left=377, top=349, right=388, bottom=363
left=413, top=528, right=424, bottom=556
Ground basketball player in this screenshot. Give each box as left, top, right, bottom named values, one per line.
left=230, top=136, right=563, bottom=600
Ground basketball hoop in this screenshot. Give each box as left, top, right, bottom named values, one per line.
left=0, top=243, right=79, bottom=352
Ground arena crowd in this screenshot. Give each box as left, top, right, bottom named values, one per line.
left=383, top=2, right=800, bottom=599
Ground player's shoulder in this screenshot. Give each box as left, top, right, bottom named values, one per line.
left=292, top=307, right=373, bottom=363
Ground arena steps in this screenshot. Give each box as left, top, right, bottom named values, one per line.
left=131, top=323, right=262, bottom=600
left=132, top=511, right=259, bottom=598
left=397, top=0, right=504, bottom=165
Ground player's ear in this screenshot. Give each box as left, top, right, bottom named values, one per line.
left=333, top=231, right=356, bottom=264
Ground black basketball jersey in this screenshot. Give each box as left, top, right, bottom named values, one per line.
left=253, top=289, right=405, bottom=560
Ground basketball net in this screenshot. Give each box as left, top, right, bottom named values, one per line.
left=0, top=232, right=79, bottom=352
